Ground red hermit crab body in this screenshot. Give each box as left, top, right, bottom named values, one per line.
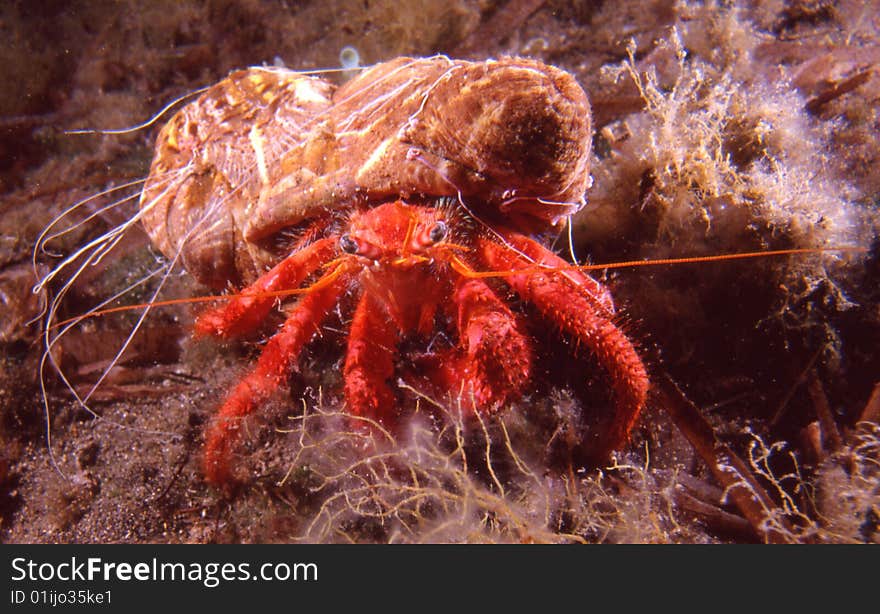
left=196, top=200, right=648, bottom=484
left=137, top=56, right=648, bottom=485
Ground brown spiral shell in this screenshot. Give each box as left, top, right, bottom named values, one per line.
left=139, top=56, right=592, bottom=288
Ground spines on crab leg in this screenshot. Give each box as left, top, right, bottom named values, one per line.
left=477, top=231, right=649, bottom=462
left=202, top=266, right=352, bottom=485
left=194, top=228, right=336, bottom=339
left=343, top=292, right=400, bottom=426
left=429, top=276, right=533, bottom=411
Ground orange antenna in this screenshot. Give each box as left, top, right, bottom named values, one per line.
left=48, top=262, right=352, bottom=332
left=50, top=246, right=867, bottom=329
left=572, top=246, right=869, bottom=273
left=451, top=246, right=867, bottom=279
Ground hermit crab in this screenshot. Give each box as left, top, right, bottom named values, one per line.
left=138, top=56, right=648, bottom=485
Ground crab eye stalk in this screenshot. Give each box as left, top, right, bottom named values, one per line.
left=428, top=221, right=448, bottom=244
left=339, top=234, right=359, bottom=254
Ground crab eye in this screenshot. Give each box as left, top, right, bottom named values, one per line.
left=428, top=221, right=448, bottom=243
left=339, top=234, right=359, bottom=254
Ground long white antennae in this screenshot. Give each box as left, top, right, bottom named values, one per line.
left=64, top=86, right=210, bottom=135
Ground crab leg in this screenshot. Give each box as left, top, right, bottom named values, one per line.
left=343, top=292, right=400, bottom=427
left=431, top=276, right=532, bottom=411
left=195, top=231, right=337, bottom=339
left=477, top=232, right=649, bottom=461
left=203, top=269, right=352, bottom=485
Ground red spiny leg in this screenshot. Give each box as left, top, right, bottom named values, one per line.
left=343, top=292, right=399, bottom=428
left=431, top=277, right=532, bottom=412
left=501, top=230, right=616, bottom=316
left=195, top=234, right=337, bottom=339
left=478, top=232, right=649, bottom=461
left=203, top=272, right=351, bottom=485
